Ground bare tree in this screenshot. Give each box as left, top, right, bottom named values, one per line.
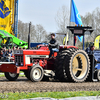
left=55, top=5, right=69, bottom=33
left=55, top=5, right=70, bottom=44
left=30, top=24, right=36, bottom=43
left=92, top=7, right=100, bottom=37
left=33, top=24, right=47, bottom=43
left=18, top=20, right=29, bottom=41
left=18, top=20, right=47, bottom=43
left=81, top=7, right=100, bottom=42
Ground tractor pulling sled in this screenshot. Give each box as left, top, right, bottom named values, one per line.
left=0, top=26, right=99, bottom=82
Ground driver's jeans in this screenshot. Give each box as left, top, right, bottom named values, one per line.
left=49, top=48, right=59, bottom=58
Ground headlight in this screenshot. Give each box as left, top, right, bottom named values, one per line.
left=16, top=62, right=18, bottom=66
left=21, top=62, right=23, bottom=66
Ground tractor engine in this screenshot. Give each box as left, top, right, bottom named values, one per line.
left=14, top=47, right=51, bottom=68
left=14, top=50, right=49, bottom=67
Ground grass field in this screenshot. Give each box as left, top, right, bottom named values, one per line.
left=0, top=72, right=25, bottom=77
left=0, top=91, right=100, bottom=100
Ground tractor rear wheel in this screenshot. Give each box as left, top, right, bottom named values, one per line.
left=65, top=49, right=90, bottom=82
left=30, top=64, right=44, bottom=82
left=42, top=75, right=49, bottom=81
left=55, top=49, right=90, bottom=82
left=55, top=48, right=77, bottom=81
left=24, top=70, right=31, bottom=80
left=4, top=72, right=19, bottom=81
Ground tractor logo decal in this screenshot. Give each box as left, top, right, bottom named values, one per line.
left=0, top=0, right=11, bottom=19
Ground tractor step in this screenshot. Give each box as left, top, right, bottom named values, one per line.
left=44, top=70, right=55, bottom=77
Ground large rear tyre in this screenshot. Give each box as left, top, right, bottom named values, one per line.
left=30, top=64, right=44, bottom=82
left=55, top=49, right=90, bottom=82
left=65, top=50, right=90, bottom=82
left=55, top=48, right=77, bottom=81
left=24, top=70, right=31, bottom=80
left=4, top=72, right=19, bottom=81
left=42, top=75, right=49, bottom=81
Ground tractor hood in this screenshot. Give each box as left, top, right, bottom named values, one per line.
left=14, top=50, right=50, bottom=55
left=23, top=50, right=50, bottom=55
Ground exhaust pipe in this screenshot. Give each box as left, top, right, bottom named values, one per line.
left=28, top=22, right=31, bottom=49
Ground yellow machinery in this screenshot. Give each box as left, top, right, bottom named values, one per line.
left=0, top=0, right=15, bottom=35
left=94, top=35, right=100, bottom=50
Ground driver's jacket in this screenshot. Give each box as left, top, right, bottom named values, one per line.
left=49, top=38, right=59, bottom=49
left=85, top=47, right=94, bottom=55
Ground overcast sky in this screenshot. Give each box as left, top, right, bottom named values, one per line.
left=18, top=0, right=100, bottom=33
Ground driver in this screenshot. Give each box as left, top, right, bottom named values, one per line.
left=48, top=33, right=59, bottom=58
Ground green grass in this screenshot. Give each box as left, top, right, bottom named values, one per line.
left=0, top=91, right=100, bottom=100
left=0, top=72, right=25, bottom=77
left=0, top=73, right=4, bottom=77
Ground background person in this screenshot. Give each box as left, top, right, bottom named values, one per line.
left=0, top=50, right=3, bottom=61
left=86, top=44, right=97, bottom=67
left=2, top=48, right=8, bottom=62
left=6, top=48, right=12, bottom=62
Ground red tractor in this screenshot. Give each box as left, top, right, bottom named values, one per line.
left=0, top=26, right=94, bottom=82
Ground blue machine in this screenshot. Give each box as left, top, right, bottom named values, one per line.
left=30, top=43, right=42, bottom=48
left=95, top=64, right=100, bottom=70
left=14, top=0, right=18, bottom=37
left=94, top=50, right=100, bottom=70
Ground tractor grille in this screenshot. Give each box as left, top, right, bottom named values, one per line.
left=15, top=56, right=23, bottom=66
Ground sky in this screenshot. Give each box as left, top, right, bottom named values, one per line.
left=18, top=0, right=100, bottom=33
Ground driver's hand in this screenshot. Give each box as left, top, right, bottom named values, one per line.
left=48, top=43, right=51, bottom=45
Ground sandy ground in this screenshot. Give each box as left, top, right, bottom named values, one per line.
left=0, top=76, right=100, bottom=93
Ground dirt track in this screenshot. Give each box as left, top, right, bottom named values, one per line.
left=0, top=76, right=100, bottom=93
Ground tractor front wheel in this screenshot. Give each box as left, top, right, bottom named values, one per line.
left=30, top=64, right=44, bottom=82
left=4, top=72, right=19, bottom=81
